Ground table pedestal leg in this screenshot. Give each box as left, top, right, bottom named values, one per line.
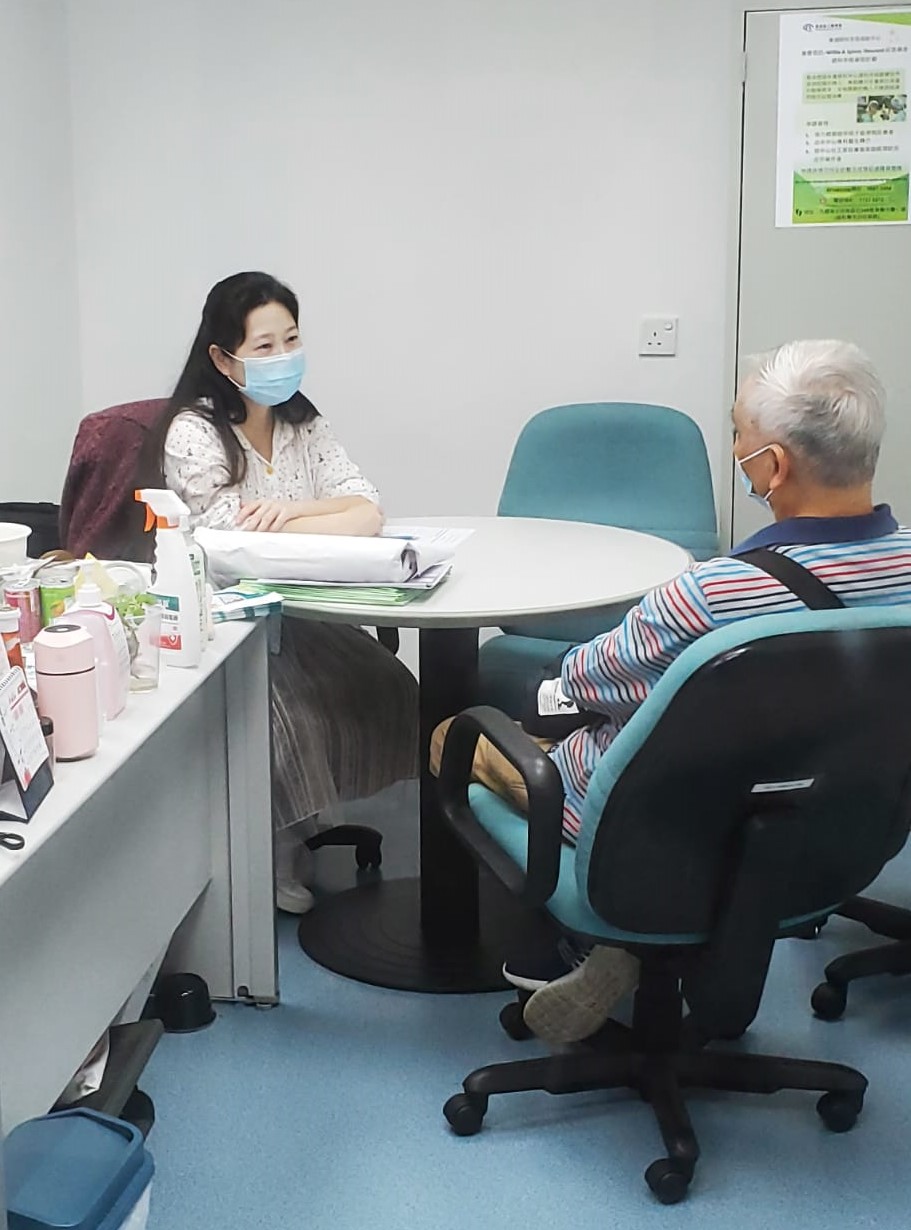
left=297, top=627, right=555, bottom=992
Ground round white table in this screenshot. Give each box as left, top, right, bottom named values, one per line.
left=289, top=517, right=690, bottom=993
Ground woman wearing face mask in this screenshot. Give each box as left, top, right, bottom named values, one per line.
left=144, top=271, right=418, bottom=913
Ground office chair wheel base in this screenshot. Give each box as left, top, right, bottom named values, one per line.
left=499, top=1001, right=533, bottom=1041
left=355, top=836, right=382, bottom=870
left=644, top=1159, right=692, bottom=1205
left=817, top=1091, right=863, bottom=1133
left=811, top=980, right=848, bottom=1021
left=444, top=1092, right=487, bottom=1136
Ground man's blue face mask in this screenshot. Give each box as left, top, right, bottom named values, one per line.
left=228, top=347, right=306, bottom=406
left=736, top=443, right=775, bottom=508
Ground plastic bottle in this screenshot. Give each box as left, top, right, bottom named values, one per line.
left=58, top=577, right=130, bottom=720
left=134, top=489, right=202, bottom=668
left=0, top=604, right=24, bottom=672
left=181, top=514, right=208, bottom=650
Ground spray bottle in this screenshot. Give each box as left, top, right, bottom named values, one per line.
left=180, top=513, right=209, bottom=646
left=135, top=489, right=202, bottom=668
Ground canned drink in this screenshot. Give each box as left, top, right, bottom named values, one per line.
left=38, top=564, right=78, bottom=626
left=2, top=575, right=41, bottom=644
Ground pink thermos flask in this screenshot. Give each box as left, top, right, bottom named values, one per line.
left=33, top=624, right=100, bottom=760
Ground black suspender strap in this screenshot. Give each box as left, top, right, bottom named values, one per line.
left=737, top=547, right=845, bottom=611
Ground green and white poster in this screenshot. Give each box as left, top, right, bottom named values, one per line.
left=777, top=10, right=911, bottom=226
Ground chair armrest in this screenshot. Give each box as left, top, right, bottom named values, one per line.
left=438, top=705, right=566, bottom=906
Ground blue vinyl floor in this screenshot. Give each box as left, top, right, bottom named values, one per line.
left=142, top=781, right=911, bottom=1229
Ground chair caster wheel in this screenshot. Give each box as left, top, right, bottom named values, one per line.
left=355, top=837, right=382, bottom=870
left=444, top=1092, right=487, bottom=1136
left=499, top=1001, right=533, bottom=1041
left=794, top=919, right=827, bottom=940
left=644, top=1159, right=692, bottom=1204
left=811, top=981, right=848, bottom=1021
left=817, top=1091, right=863, bottom=1133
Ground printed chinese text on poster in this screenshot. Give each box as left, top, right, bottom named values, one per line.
left=777, top=11, right=911, bottom=226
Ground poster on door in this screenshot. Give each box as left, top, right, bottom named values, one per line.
left=776, top=10, right=911, bottom=226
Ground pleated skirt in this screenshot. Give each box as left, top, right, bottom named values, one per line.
left=269, top=619, right=419, bottom=837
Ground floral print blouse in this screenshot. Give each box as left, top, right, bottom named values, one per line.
left=163, top=408, right=380, bottom=530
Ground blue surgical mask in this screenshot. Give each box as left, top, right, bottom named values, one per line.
left=228, top=347, right=306, bottom=406
left=736, top=444, right=775, bottom=508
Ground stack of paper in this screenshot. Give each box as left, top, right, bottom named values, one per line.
left=211, top=586, right=284, bottom=622
left=196, top=525, right=467, bottom=586
left=242, top=581, right=434, bottom=608
left=197, top=525, right=472, bottom=604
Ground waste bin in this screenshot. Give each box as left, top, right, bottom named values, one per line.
left=4, top=1109, right=154, bottom=1230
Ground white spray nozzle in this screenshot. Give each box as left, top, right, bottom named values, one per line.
left=135, top=488, right=191, bottom=531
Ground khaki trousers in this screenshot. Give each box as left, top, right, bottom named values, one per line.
left=430, top=717, right=554, bottom=813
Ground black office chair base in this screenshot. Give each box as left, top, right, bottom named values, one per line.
left=305, top=824, right=383, bottom=870
left=445, top=973, right=867, bottom=1202
left=812, top=896, right=911, bottom=1020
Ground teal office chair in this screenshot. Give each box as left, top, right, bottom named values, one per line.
left=479, top=402, right=719, bottom=716
left=438, top=607, right=911, bottom=1202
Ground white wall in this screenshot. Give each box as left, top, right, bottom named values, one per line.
left=65, top=0, right=743, bottom=518
left=0, top=0, right=80, bottom=502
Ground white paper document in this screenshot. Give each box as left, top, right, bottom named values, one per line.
left=382, top=525, right=475, bottom=551
left=196, top=526, right=469, bottom=586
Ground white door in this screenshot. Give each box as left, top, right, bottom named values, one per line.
left=734, top=6, right=911, bottom=543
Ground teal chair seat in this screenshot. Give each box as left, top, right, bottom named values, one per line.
left=439, top=606, right=911, bottom=1201
left=479, top=402, right=719, bottom=716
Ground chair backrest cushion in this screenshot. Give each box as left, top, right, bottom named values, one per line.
left=498, top=402, right=719, bottom=560
left=574, top=607, right=911, bottom=937
left=497, top=402, right=718, bottom=642
left=60, top=400, right=168, bottom=562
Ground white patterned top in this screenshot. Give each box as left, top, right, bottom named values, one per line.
left=163, top=408, right=380, bottom=530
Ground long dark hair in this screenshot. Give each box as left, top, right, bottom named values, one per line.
left=143, top=271, right=318, bottom=488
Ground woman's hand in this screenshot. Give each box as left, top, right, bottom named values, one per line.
left=344, top=499, right=384, bottom=537
left=236, top=500, right=302, bottom=533
left=284, top=498, right=384, bottom=537
left=238, top=496, right=383, bottom=536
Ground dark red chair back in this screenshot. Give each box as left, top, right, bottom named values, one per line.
left=60, top=400, right=168, bottom=561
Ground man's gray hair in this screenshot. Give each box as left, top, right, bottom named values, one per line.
left=741, top=339, right=886, bottom=486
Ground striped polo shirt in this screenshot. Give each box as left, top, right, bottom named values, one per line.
left=551, top=506, right=911, bottom=843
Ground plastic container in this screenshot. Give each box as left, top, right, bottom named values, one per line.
left=59, top=581, right=130, bottom=720
left=4, top=1109, right=154, bottom=1230
left=34, top=624, right=100, bottom=760
left=0, top=522, right=31, bottom=566
left=134, top=490, right=201, bottom=668
left=0, top=603, right=24, bottom=671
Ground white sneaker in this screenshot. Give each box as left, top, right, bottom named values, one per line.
left=276, top=880, right=315, bottom=915
left=294, top=842, right=316, bottom=886
left=523, top=946, right=641, bottom=1044
left=274, top=829, right=316, bottom=913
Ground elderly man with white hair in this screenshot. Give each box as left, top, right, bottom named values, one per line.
left=432, top=338, right=911, bottom=1044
